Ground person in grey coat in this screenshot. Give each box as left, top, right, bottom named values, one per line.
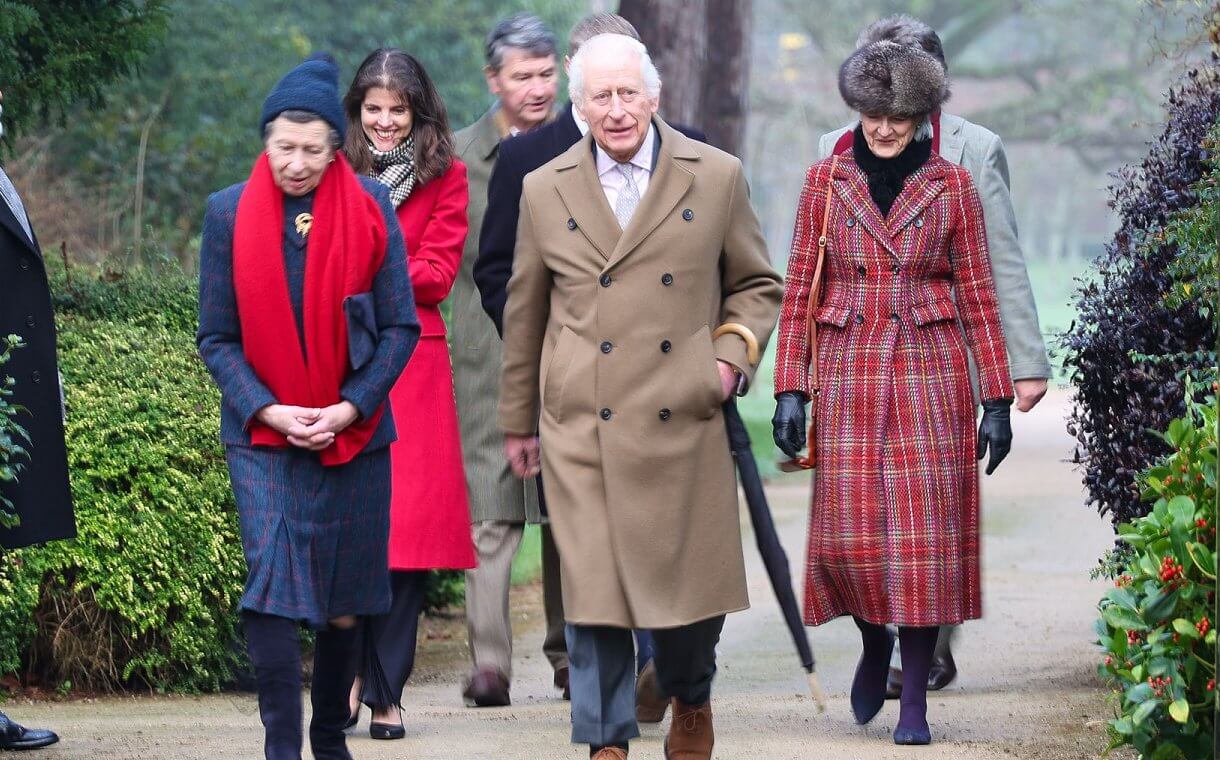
left=818, top=14, right=1052, bottom=697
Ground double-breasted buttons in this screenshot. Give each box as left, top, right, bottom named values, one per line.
left=31, top=371, right=41, bottom=384
left=25, top=315, right=35, bottom=327
left=659, top=408, right=672, bottom=421
left=890, top=312, right=900, bottom=320
left=854, top=314, right=864, bottom=324
left=599, top=273, right=612, bottom=287
left=661, top=273, right=674, bottom=286
left=682, top=209, right=694, bottom=221
left=600, top=341, right=613, bottom=354
left=18, top=259, right=31, bottom=271
left=660, top=340, right=672, bottom=353
left=914, top=217, right=924, bottom=229
left=600, top=408, right=613, bottom=421
left=856, top=265, right=867, bottom=276
left=891, top=264, right=901, bottom=274
left=567, top=218, right=577, bottom=230
left=846, top=217, right=856, bottom=228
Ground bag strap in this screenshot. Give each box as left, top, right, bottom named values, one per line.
left=806, top=156, right=838, bottom=399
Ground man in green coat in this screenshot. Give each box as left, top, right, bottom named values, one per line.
left=451, top=12, right=561, bottom=707
left=819, top=14, right=1053, bottom=696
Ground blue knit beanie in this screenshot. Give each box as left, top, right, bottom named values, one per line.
left=260, top=53, right=346, bottom=141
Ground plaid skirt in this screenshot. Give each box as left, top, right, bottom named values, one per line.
left=227, top=444, right=392, bottom=628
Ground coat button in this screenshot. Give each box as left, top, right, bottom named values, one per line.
left=854, top=313, right=864, bottom=324
left=891, top=264, right=901, bottom=274
left=682, top=209, right=694, bottom=221
left=846, top=217, right=856, bottom=227
left=660, top=340, right=672, bottom=353
left=18, top=259, right=31, bottom=271
left=914, top=217, right=924, bottom=228
left=856, top=265, right=866, bottom=276
left=599, top=273, right=612, bottom=287
left=25, top=316, right=35, bottom=327
left=600, top=341, right=613, bottom=354
left=661, top=273, right=674, bottom=286
left=890, top=312, right=900, bottom=320
left=659, top=408, right=672, bottom=421
left=600, top=407, right=612, bottom=421
left=567, top=218, right=577, bottom=230
left=31, top=371, right=41, bottom=384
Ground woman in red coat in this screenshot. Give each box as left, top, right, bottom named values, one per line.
left=772, top=42, right=1013, bottom=746
left=341, top=48, right=475, bottom=739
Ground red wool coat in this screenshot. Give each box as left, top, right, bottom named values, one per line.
left=775, top=154, right=1012, bottom=627
left=386, top=160, right=476, bottom=570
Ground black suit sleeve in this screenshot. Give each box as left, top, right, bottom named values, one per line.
left=474, top=141, right=526, bottom=337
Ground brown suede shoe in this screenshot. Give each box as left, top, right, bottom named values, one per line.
left=635, top=660, right=668, bottom=723
left=591, top=748, right=628, bottom=760
left=663, top=699, right=713, bottom=759
left=462, top=665, right=510, bottom=707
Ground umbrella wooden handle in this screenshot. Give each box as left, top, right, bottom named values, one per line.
left=712, top=323, right=760, bottom=366
left=807, top=671, right=828, bottom=713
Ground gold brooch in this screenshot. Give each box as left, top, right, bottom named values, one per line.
left=294, top=213, right=313, bottom=238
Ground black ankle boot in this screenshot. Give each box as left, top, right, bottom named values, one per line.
left=850, top=617, right=894, bottom=724
left=244, top=612, right=303, bottom=760
left=309, top=624, right=361, bottom=760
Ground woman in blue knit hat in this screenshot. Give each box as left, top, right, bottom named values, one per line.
left=196, top=53, right=420, bottom=759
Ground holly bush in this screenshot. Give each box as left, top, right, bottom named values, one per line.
left=1095, top=386, right=1217, bottom=759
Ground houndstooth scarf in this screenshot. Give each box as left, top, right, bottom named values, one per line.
left=369, top=133, right=416, bottom=207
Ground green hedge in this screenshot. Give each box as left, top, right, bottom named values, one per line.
left=0, top=267, right=246, bottom=691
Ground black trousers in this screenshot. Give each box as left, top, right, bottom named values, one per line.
left=358, top=570, right=428, bottom=709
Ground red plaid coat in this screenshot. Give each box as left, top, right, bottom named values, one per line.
left=775, top=154, right=1012, bottom=627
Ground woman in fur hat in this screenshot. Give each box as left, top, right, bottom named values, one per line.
left=197, top=53, right=419, bottom=759
left=771, top=41, right=1014, bottom=745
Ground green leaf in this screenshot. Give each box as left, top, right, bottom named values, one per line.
left=1111, top=716, right=1134, bottom=736
left=1167, top=698, right=1189, bottom=724
left=1150, top=743, right=1189, bottom=760
left=1106, top=586, right=1140, bottom=611
left=1144, top=588, right=1180, bottom=623
left=1132, top=698, right=1158, bottom=726
left=1130, top=665, right=1146, bottom=685
left=1166, top=495, right=1196, bottom=527
left=1172, top=618, right=1200, bottom=639
left=1206, top=629, right=1216, bottom=646
left=1104, top=605, right=1148, bottom=631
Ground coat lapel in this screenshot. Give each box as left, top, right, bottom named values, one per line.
left=0, top=195, right=37, bottom=257
left=553, top=135, right=621, bottom=260
left=608, top=119, right=695, bottom=269
left=937, top=113, right=966, bottom=164
left=886, top=161, right=948, bottom=237
left=832, top=162, right=898, bottom=260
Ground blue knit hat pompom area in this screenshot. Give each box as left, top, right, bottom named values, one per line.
left=259, top=52, right=346, bottom=141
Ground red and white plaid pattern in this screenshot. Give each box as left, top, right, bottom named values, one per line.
left=775, top=155, right=1012, bottom=627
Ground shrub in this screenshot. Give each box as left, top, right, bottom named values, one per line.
left=1094, top=385, right=1217, bottom=759
left=0, top=335, right=30, bottom=529
left=1060, top=66, right=1219, bottom=527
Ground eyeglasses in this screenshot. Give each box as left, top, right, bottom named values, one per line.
left=588, top=87, right=643, bottom=107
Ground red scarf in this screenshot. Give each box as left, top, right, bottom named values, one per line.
left=233, top=152, right=388, bottom=466
left=833, top=111, right=942, bottom=155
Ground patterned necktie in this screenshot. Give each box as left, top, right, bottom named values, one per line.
left=0, top=167, right=32, bottom=244
left=614, top=162, right=640, bottom=229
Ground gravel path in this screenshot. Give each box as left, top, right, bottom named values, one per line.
left=10, top=390, right=1121, bottom=758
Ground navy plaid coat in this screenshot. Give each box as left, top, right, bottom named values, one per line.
left=197, top=176, right=419, bottom=625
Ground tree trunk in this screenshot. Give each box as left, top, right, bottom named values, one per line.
left=617, top=0, right=752, bottom=158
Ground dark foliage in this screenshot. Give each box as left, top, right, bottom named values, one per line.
left=1060, top=63, right=1220, bottom=528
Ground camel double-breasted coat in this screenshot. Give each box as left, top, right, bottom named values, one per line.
left=498, top=118, right=783, bottom=629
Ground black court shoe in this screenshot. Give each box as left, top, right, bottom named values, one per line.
left=0, top=712, right=58, bottom=751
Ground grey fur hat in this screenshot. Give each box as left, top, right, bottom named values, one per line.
left=855, top=14, right=946, bottom=69
left=838, top=40, right=950, bottom=117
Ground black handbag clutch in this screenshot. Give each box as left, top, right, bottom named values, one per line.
left=342, top=292, right=378, bottom=371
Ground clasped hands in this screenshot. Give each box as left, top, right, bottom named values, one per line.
left=504, top=361, right=741, bottom=479
left=256, top=402, right=360, bottom=451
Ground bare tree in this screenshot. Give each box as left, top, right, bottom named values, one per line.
left=618, top=0, right=754, bottom=158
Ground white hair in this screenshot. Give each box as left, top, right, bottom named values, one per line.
left=567, top=33, right=661, bottom=106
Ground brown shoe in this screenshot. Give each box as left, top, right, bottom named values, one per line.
left=462, top=665, right=510, bottom=707
left=664, top=699, right=713, bottom=759
left=591, top=748, right=628, bottom=759
left=635, top=660, right=668, bottom=723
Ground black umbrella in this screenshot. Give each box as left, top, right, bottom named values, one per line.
left=724, top=401, right=827, bottom=711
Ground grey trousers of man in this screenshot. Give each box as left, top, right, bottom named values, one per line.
left=465, top=521, right=568, bottom=679
left=565, top=616, right=724, bottom=747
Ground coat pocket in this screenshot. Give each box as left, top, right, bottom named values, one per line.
left=688, top=324, right=724, bottom=420
left=910, top=299, right=959, bottom=327
left=813, top=303, right=852, bottom=328
left=542, top=326, right=576, bottom=422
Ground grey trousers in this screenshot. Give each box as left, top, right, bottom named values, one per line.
left=465, top=521, right=569, bottom=680
left=565, top=616, right=724, bottom=747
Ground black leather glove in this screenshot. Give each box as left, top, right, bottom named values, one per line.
left=772, top=391, right=809, bottom=458
left=976, top=398, right=1013, bottom=475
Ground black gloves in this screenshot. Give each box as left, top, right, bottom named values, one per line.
left=977, top=398, right=1013, bottom=475
left=772, top=391, right=809, bottom=458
